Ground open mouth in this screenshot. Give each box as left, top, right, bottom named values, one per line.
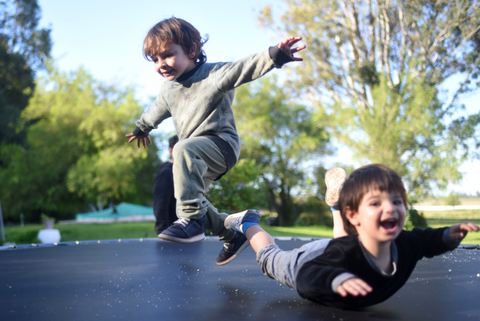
left=380, top=218, right=398, bottom=232
left=161, top=69, right=174, bottom=77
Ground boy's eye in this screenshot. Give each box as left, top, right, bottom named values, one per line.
left=393, top=199, right=403, bottom=205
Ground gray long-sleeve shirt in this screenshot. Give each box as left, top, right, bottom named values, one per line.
left=134, top=46, right=292, bottom=161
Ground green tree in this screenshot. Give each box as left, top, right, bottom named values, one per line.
left=0, top=0, right=51, bottom=69
left=206, top=159, right=268, bottom=213
left=0, top=41, right=34, bottom=147
left=444, top=192, right=461, bottom=206
left=0, top=0, right=52, bottom=147
left=260, top=0, right=480, bottom=199
left=234, top=76, right=330, bottom=225
left=0, top=66, right=159, bottom=222
left=404, top=208, right=428, bottom=230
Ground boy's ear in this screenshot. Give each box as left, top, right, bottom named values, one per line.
left=189, top=43, right=197, bottom=59
left=345, top=206, right=360, bottom=227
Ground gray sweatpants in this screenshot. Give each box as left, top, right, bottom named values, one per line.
left=172, top=136, right=236, bottom=242
left=256, top=238, right=332, bottom=289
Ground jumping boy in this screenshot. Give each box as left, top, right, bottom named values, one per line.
left=224, top=164, right=479, bottom=309
left=126, top=17, right=305, bottom=266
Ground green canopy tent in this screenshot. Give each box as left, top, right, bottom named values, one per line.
left=76, top=202, right=154, bottom=222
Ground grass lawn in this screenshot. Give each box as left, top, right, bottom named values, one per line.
left=2, top=222, right=334, bottom=246
left=420, top=209, right=480, bottom=245
left=417, top=197, right=480, bottom=206
left=3, top=208, right=480, bottom=246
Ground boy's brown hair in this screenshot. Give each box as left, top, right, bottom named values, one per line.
left=168, top=135, right=178, bottom=149
left=143, top=17, right=207, bottom=64
left=338, top=164, right=408, bottom=235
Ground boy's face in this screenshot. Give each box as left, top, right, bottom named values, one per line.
left=347, top=189, right=406, bottom=246
left=152, top=43, right=196, bottom=81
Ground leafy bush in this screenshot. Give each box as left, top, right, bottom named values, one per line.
left=294, top=196, right=332, bottom=227
left=404, top=208, right=428, bottom=230
left=444, top=193, right=461, bottom=206
left=206, top=159, right=267, bottom=213
left=3, top=226, right=41, bottom=245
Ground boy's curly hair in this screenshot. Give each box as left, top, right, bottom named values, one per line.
left=143, top=17, right=208, bottom=65
left=338, top=164, right=407, bottom=235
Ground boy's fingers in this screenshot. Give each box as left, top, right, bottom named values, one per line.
left=465, top=222, right=479, bottom=232
left=336, top=286, right=347, bottom=297
left=296, top=44, right=306, bottom=52
left=344, top=283, right=362, bottom=296
left=279, top=36, right=303, bottom=49
left=458, top=222, right=479, bottom=233
left=288, top=36, right=303, bottom=46
left=341, top=279, right=372, bottom=297
left=126, top=134, right=151, bottom=148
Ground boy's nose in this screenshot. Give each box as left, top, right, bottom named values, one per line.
left=155, top=60, right=164, bottom=72
left=383, top=201, right=395, bottom=212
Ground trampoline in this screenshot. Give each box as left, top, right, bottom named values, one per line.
left=1, top=238, right=479, bottom=321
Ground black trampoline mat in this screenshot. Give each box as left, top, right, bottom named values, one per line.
left=1, top=238, right=479, bottom=321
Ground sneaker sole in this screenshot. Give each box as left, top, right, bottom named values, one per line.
left=224, top=210, right=261, bottom=232
left=216, top=239, right=250, bottom=266
left=325, top=168, right=347, bottom=207
left=158, top=233, right=206, bottom=243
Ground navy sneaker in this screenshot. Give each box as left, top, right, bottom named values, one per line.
left=224, top=209, right=262, bottom=234
left=325, top=167, right=347, bottom=208
left=215, top=232, right=249, bottom=266
left=158, top=216, right=205, bottom=243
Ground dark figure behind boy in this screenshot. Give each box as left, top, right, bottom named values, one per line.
left=153, top=135, right=178, bottom=234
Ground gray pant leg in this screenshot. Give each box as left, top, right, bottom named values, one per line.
left=172, top=137, right=235, bottom=242
left=205, top=202, right=235, bottom=242
left=256, top=239, right=331, bottom=289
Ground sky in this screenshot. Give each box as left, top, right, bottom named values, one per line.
left=37, top=0, right=479, bottom=196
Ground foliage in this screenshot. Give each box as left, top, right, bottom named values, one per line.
left=206, top=158, right=267, bottom=213
left=0, top=0, right=52, bottom=148
left=259, top=0, right=480, bottom=200
left=0, top=41, right=34, bottom=147
left=294, top=196, right=332, bottom=227
left=40, top=213, right=53, bottom=221
left=233, top=76, right=330, bottom=225
left=0, top=66, right=160, bottom=223
left=0, top=0, right=52, bottom=69
left=444, top=192, right=461, bottom=206
left=404, top=208, right=428, bottom=230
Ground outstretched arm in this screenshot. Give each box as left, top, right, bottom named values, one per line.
left=447, top=222, right=479, bottom=243
left=277, top=36, right=306, bottom=61
left=336, top=278, right=372, bottom=297
left=126, top=133, right=152, bottom=148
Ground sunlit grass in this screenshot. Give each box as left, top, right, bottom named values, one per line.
left=2, top=208, right=480, bottom=246
left=421, top=210, right=480, bottom=245
left=2, top=222, right=333, bottom=245
left=3, top=222, right=159, bottom=245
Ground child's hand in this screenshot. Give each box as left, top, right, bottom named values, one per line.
left=449, top=222, right=479, bottom=243
left=278, top=36, right=306, bottom=62
left=337, top=278, right=372, bottom=297
left=126, top=133, right=152, bottom=148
